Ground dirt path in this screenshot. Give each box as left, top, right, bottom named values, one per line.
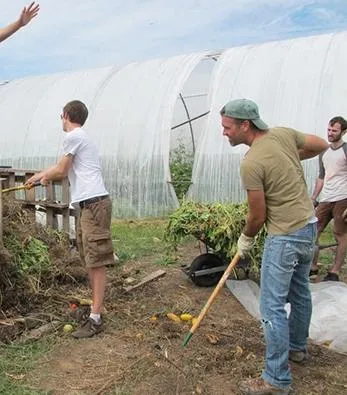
left=24, top=242, right=347, bottom=395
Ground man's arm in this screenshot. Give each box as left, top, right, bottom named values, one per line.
left=237, top=189, right=266, bottom=258
left=311, top=178, right=324, bottom=202
left=311, top=150, right=326, bottom=202
left=298, top=134, right=329, bottom=160
left=25, top=154, right=73, bottom=186
left=243, top=189, right=267, bottom=237
left=0, top=2, right=39, bottom=43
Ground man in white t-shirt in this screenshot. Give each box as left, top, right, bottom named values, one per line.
left=310, top=116, right=347, bottom=281
left=26, top=100, right=114, bottom=338
left=0, top=3, right=39, bottom=43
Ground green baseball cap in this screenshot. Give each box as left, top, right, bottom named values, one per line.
left=221, top=98, right=268, bottom=130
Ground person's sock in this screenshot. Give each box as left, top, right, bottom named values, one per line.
left=89, top=313, right=101, bottom=323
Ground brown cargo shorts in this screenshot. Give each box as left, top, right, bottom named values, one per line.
left=76, top=197, right=115, bottom=268
left=315, top=198, right=347, bottom=237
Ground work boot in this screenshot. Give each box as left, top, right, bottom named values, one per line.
left=70, top=305, right=91, bottom=324
left=72, top=317, right=103, bottom=339
left=289, top=350, right=307, bottom=363
left=322, top=272, right=339, bottom=282
left=239, top=377, right=290, bottom=395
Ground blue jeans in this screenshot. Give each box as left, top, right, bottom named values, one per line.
left=260, top=222, right=317, bottom=389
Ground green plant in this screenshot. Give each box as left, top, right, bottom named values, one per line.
left=4, top=235, right=50, bottom=274
left=3, top=235, right=51, bottom=293
left=169, top=143, right=194, bottom=201
left=165, top=200, right=267, bottom=277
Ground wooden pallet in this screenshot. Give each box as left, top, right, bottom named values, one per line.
left=0, top=168, right=77, bottom=245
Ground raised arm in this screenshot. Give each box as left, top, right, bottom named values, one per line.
left=0, top=2, right=39, bottom=43
left=298, top=134, right=328, bottom=160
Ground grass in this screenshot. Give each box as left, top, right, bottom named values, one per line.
left=111, top=218, right=178, bottom=265
left=0, top=338, right=55, bottom=395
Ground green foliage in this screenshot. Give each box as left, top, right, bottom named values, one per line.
left=4, top=235, right=50, bottom=276
left=165, top=200, right=267, bottom=277
left=169, top=143, right=194, bottom=201
left=2, top=234, right=52, bottom=295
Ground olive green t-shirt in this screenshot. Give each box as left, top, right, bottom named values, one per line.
left=240, top=127, right=314, bottom=235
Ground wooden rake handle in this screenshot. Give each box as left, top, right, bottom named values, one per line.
left=2, top=180, right=41, bottom=193
left=183, top=253, right=240, bottom=347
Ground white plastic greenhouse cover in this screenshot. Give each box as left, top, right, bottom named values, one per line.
left=0, top=53, right=206, bottom=217
left=188, top=31, right=347, bottom=203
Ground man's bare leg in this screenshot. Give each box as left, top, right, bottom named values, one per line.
left=329, top=233, right=347, bottom=274
left=88, top=266, right=106, bottom=314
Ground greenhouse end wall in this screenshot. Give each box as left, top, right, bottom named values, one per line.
left=188, top=31, right=347, bottom=203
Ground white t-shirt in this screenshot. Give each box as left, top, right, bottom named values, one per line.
left=62, top=127, right=108, bottom=205
left=319, top=144, right=347, bottom=202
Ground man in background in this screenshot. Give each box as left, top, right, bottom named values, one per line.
left=310, top=116, right=347, bottom=281
left=221, top=98, right=328, bottom=394
left=0, top=2, right=39, bottom=43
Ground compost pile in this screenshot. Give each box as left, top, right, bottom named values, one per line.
left=165, top=200, right=267, bottom=277
left=0, top=196, right=83, bottom=313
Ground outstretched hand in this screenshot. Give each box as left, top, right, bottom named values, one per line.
left=19, top=2, right=40, bottom=27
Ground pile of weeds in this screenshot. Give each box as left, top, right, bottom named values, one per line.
left=165, top=200, right=267, bottom=278
left=0, top=197, right=82, bottom=313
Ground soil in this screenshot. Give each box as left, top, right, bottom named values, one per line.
left=0, top=241, right=343, bottom=395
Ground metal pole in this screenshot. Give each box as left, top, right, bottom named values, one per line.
left=171, top=111, right=210, bottom=131
left=0, top=178, right=6, bottom=246
left=179, top=93, right=196, bottom=154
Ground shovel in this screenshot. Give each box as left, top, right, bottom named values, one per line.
left=2, top=180, right=41, bottom=193
left=182, top=253, right=240, bottom=347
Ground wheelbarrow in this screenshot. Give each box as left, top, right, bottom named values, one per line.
left=181, top=237, right=251, bottom=287
left=182, top=239, right=338, bottom=287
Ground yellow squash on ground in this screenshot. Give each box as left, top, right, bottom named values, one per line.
left=166, top=313, right=181, bottom=322
left=180, top=313, right=193, bottom=321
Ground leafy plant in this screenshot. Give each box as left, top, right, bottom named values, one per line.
left=165, top=200, right=267, bottom=277
left=3, top=234, right=51, bottom=293
left=169, top=143, right=194, bottom=201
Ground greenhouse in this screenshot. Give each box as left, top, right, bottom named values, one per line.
left=0, top=30, right=346, bottom=217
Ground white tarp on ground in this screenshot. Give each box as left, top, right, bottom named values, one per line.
left=226, top=279, right=347, bottom=354
left=0, top=53, right=206, bottom=217
left=189, top=31, right=347, bottom=203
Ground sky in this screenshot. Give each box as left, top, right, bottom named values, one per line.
left=1, top=0, right=347, bottom=81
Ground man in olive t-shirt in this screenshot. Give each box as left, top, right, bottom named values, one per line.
left=220, top=99, right=328, bottom=395
left=240, top=126, right=314, bottom=235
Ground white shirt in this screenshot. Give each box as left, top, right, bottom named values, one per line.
left=62, top=127, right=108, bottom=205
left=319, top=145, right=347, bottom=202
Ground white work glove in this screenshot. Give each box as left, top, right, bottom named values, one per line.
left=237, top=233, right=255, bottom=258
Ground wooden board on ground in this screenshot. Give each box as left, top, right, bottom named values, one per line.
left=124, top=269, right=166, bottom=292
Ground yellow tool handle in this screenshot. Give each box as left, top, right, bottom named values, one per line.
left=2, top=180, right=41, bottom=193
left=191, top=253, right=240, bottom=334
left=182, top=253, right=240, bottom=347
